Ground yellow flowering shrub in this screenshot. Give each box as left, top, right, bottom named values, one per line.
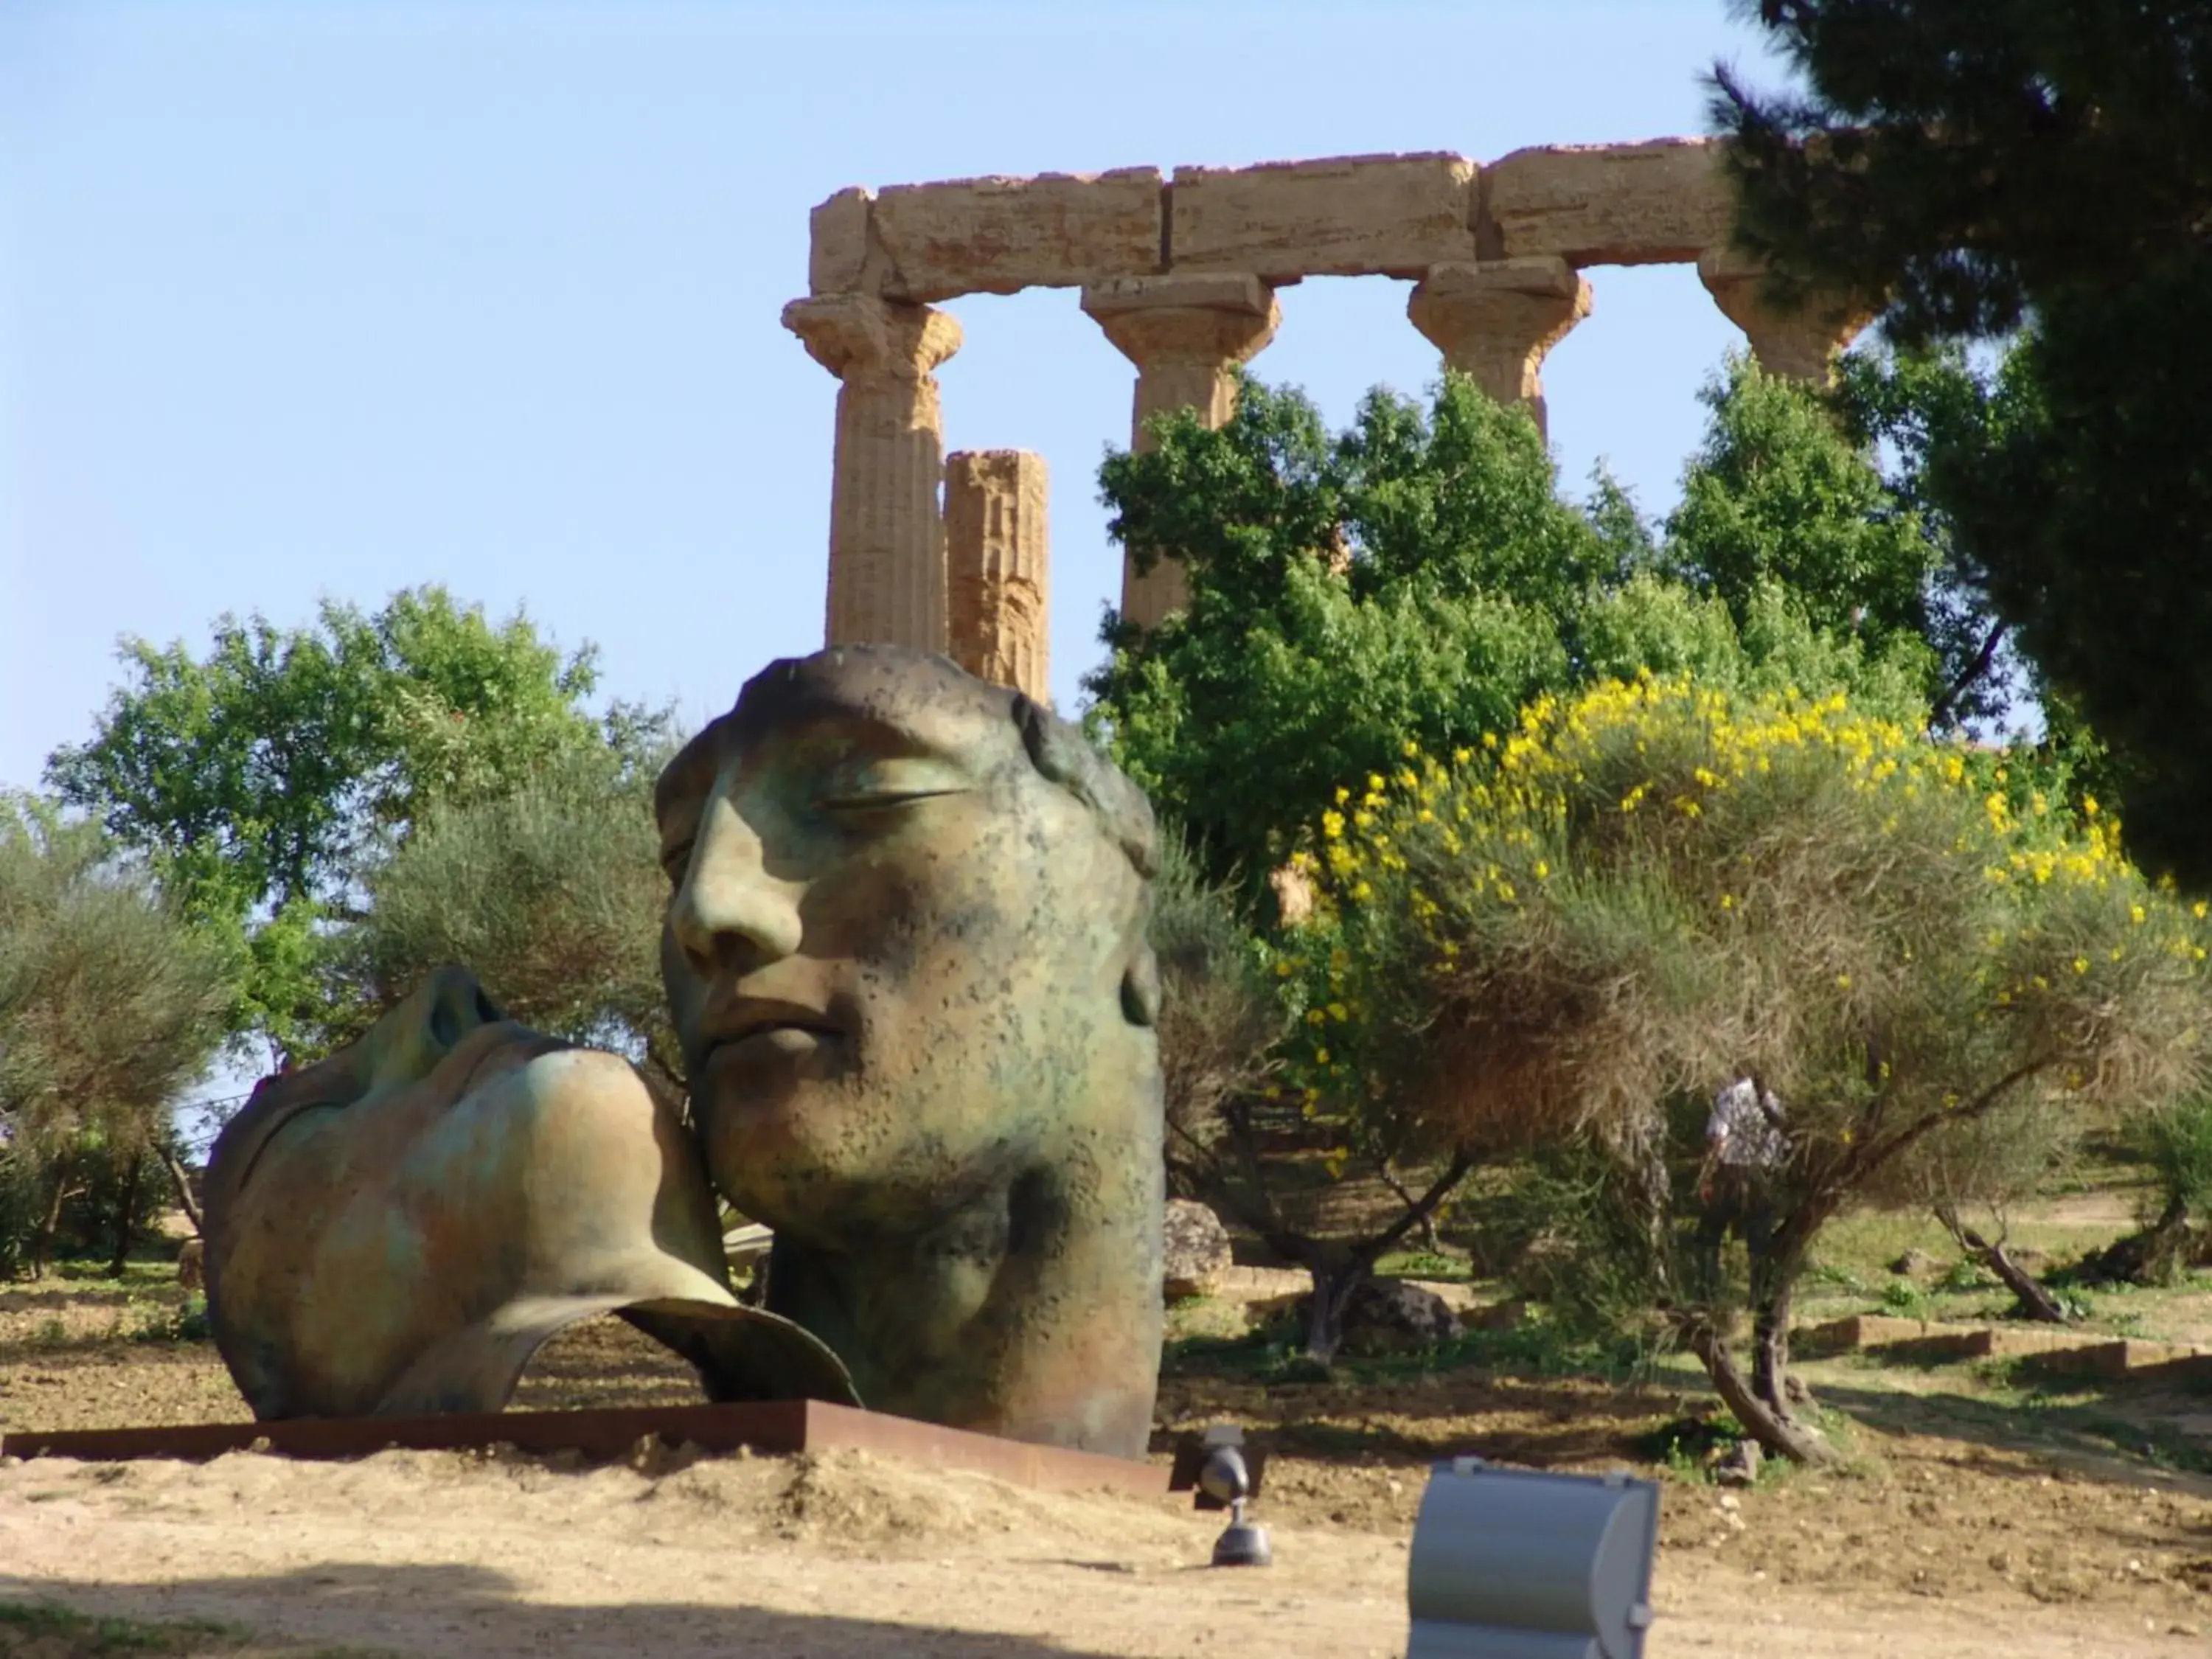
left=1278, top=672, right=2208, bottom=1164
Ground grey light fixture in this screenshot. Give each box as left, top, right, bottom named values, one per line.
left=1405, top=1455, right=1658, bottom=1658
left=1169, top=1423, right=1272, bottom=1567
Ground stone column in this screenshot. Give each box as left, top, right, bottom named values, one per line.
left=1081, top=273, right=1281, bottom=627
left=1406, top=257, right=1591, bottom=441
left=782, top=293, right=964, bottom=652
left=1697, top=248, right=1873, bottom=384
left=944, top=449, right=1050, bottom=705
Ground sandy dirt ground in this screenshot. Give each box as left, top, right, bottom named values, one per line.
left=0, top=1434, right=2205, bottom=1659
left=10, top=1273, right=2212, bottom=1658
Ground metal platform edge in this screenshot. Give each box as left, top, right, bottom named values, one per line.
left=0, top=1398, right=1168, bottom=1498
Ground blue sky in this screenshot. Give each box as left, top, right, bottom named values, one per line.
left=1, top=0, right=1792, bottom=797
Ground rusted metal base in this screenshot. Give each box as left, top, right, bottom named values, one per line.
left=0, top=1399, right=1167, bottom=1498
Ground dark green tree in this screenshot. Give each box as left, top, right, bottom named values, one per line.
left=1714, top=0, right=2212, bottom=886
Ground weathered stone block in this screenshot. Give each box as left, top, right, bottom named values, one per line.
left=809, top=187, right=874, bottom=296
left=870, top=168, right=1164, bottom=302
left=1162, top=1197, right=1234, bottom=1298
left=1483, top=137, right=1733, bottom=266
left=1169, top=152, right=1478, bottom=280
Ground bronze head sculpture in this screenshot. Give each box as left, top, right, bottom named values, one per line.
left=203, top=965, right=855, bottom=1420
left=201, top=646, right=1166, bottom=1461
left=655, top=647, right=1165, bottom=1458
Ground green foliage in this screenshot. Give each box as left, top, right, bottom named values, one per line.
left=1666, top=355, right=1938, bottom=665
left=46, top=586, right=673, bottom=1061
left=1147, top=828, right=1287, bottom=1186
left=1713, top=1, right=2212, bottom=344
left=0, top=796, right=229, bottom=1157
left=0, top=795, right=227, bottom=1276
left=2135, top=1091, right=2212, bottom=1216
left=1717, top=2, right=2212, bottom=891
left=338, top=738, right=681, bottom=1090
left=1085, top=370, right=1945, bottom=906
left=1087, top=375, right=1580, bottom=903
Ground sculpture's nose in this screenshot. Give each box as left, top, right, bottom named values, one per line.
left=668, top=795, right=806, bottom=977
left=362, top=965, right=508, bottom=1096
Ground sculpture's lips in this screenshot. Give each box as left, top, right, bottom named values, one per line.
left=705, top=1000, right=844, bottom=1062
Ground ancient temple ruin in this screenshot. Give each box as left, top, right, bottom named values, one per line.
left=784, top=139, right=1869, bottom=703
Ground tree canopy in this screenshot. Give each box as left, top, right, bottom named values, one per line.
left=47, top=586, right=672, bottom=1062
left=1085, top=364, right=1954, bottom=907
left=1714, top=0, right=2212, bottom=886
left=0, top=794, right=230, bottom=1275
left=340, top=738, right=680, bottom=1093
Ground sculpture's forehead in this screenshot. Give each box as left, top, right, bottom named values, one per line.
left=655, top=650, right=1020, bottom=819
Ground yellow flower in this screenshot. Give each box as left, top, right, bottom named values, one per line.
left=1835, top=973, right=1852, bottom=991
left=2072, top=957, right=2090, bottom=975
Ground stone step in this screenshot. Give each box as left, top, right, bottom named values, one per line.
left=1795, top=1313, right=2212, bottom=1381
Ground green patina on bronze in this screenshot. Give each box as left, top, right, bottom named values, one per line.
left=202, top=965, right=856, bottom=1420
left=656, top=647, right=1165, bottom=1460
left=203, top=647, right=1164, bottom=1460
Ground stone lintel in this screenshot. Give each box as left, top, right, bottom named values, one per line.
left=808, top=187, right=875, bottom=296
left=836, top=168, right=1164, bottom=303
left=1169, top=152, right=1478, bottom=281
left=1482, top=137, right=1733, bottom=266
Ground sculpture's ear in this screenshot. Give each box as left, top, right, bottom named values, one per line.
left=1121, top=943, right=1162, bottom=1029
left=1012, top=693, right=1158, bottom=880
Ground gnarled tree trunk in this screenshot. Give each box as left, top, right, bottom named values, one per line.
left=1935, top=1202, right=2070, bottom=1322
left=1683, top=1316, right=1837, bottom=1466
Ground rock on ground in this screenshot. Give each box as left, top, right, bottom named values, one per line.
left=1162, top=1200, right=1234, bottom=1298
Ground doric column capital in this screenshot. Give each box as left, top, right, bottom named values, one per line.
left=1408, top=259, right=1591, bottom=381
left=1406, top=257, right=1592, bottom=437
left=1696, top=247, right=1874, bottom=383
left=782, top=293, right=964, bottom=385
left=1080, top=273, right=1281, bottom=370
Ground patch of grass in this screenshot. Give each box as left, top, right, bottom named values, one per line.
left=128, top=1295, right=210, bottom=1345
left=1879, top=1279, right=1930, bottom=1317
left=1373, top=1250, right=1475, bottom=1281
left=0, top=1601, right=394, bottom=1659
left=1163, top=1306, right=1641, bottom=1387
left=1798, top=1259, right=1868, bottom=1295
left=1637, top=1410, right=1747, bottom=1483
left=1937, top=1258, right=1997, bottom=1293
left=0, top=1601, right=248, bottom=1655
